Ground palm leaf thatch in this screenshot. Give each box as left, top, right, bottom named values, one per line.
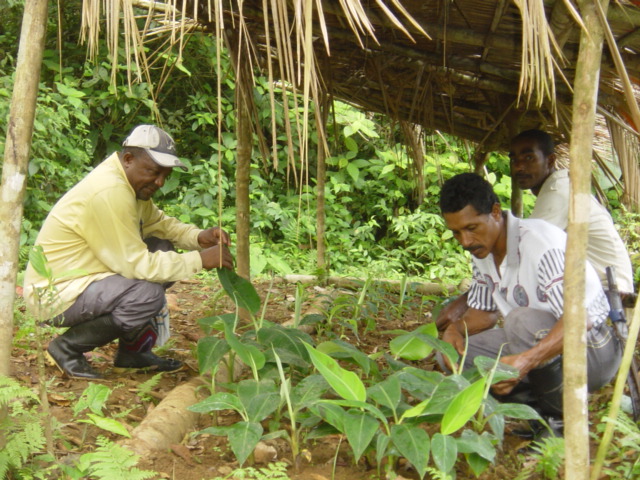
left=80, top=0, right=640, bottom=209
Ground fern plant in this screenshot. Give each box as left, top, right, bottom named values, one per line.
left=61, top=436, right=157, bottom=480
left=0, top=376, right=47, bottom=479
left=514, top=436, right=565, bottom=480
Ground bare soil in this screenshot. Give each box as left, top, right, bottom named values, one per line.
left=10, top=277, right=622, bottom=480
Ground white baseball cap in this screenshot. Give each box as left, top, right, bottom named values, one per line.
left=122, top=125, right=188, bottom=171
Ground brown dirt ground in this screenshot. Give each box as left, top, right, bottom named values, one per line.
left=10, top=277, right=627, bottom=480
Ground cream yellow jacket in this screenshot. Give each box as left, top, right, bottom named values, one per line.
left=23, top=152, right=203, bottom=319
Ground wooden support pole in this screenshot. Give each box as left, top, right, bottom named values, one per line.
left=315, top=93, right=329, bottom=275
left=564, top=1, right=609, bottom=478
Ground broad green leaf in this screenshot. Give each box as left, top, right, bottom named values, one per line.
left=188, top=392, right=244, bottom=416
left=396, top=368, right=444, bottom=399
left=303, top=343, right=366, bottom=402
left=465, top=452, right=491, bottom=476
left=414, top=333, right=459, bottom=367
left=420, top=375, right=469, bottom=416
left=492, top=402, right=542, bottom=421
left=376, top=433, right=391, bottom=468
left=257, top=326, right=312, bottom=363
left=55, top=82, right=86, bottom=97
left=344, top=136, right=358, bottom=152
left=320, top=399, right=389, bottom=428
left=343, top=409, right=379, bottom=461
left=217, top=269, right=261, bottom=314
left=456, top=430, right=497, bottom=462
left=441, top=378, right=486, bottom=435
left=237, top=379, right=279, bottom=423
left=346, top=163, right=359, bottom=183
left=290, top=375, right=329, bottom=411
left=390, top=424, right=430, bottom=478
left=81, top=414, right=130, bottom=438
left=367, top=375, right=401, bottom=413
left=316, top=339, right=377, bottom=376
left=28, top=245, right=52, bottom=279
left=311, top=402, right=347, bottom=432
left=485, top=397, right=505, bottom=441
left=224, top=323, right=265, bottom=375
left=197, top=313, right=235, bottom=334
left=389, top=323, right=438, bottom=360
left=473, top=355, right=520, bottom=384
left=431, top=433, right=457, bottom=474
left=399, top=397, right=431, bottom=422
left=227, top=421, right=263, bottom=466
left=197, top=337, right=230, bottom=375
left=74, top=383, right=111, bottom=416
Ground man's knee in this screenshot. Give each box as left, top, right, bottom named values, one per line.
left=112, top=281, right=165, bottom=332
left=504, top=307, right=556, bottom=349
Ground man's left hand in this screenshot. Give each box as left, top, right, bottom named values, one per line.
left=491, top=353, right=532, bottom=396
left=198, top=227, right=231, bottom=248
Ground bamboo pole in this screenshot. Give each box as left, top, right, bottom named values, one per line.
left=564, top=1, right=609, bottom=478
left=0, top=0, right=50, bottom=378
left=315, top=93, right=329, bottom=275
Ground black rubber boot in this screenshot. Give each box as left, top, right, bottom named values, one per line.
left=46, top=315, right=120, bottom=379
left=114, top=321, right=182, bottom=373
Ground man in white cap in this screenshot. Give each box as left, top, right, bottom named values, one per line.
left=23, top=125, right=234, bottom=379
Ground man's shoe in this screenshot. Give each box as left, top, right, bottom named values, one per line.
left=45, top=315, right=120, bottom=379
left=47, top=339, right=103, bottom=379
left=113, top=349, right=183, bottom=373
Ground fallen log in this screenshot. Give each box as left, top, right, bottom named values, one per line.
left=274, top=274, right=463, bottom=295
left=121, top=376, right=207, bottom=456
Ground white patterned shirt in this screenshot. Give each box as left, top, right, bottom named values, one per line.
left=467, top=211, right=610, bottom=328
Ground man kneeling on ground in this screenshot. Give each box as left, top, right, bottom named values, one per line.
left=438, top=172, right=622, bottom=434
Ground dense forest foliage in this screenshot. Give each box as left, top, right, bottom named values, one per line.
left=1, top=0, right=638, bottom=287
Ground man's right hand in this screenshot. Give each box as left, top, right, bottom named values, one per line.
left=200, top=245, right=234, bottom=270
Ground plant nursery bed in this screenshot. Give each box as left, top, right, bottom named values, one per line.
left=10, top=275, right=629, bottom=480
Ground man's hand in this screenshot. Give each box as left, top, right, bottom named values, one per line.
left=436, top=292, right=469, bottom=332
left=491, top=353, right=532, bottom=396
left=198, top=227, right=231, bottom=248
left=200, top=245, right=234, bottom=270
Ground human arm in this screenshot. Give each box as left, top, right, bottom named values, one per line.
left=436, top=291, right=470, bottom=332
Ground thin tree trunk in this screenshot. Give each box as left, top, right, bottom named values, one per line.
left=564, top=1, right=608, bottom=478
left=0, top=0, right=49, bottom=378
left=315, top=94, right=329, bottom=275
left=235, top=85, right=252, bottom=281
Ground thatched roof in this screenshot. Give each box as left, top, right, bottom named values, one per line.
left=82, top=0, right=640, bottom=203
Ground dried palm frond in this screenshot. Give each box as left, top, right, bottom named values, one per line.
left=608, top=114, right=640, bottom=211
left=512, top=0, right=564, bottom=109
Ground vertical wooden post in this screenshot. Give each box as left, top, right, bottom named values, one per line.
left=0, top=0, right=50, bottom=378
left=564, top=1, right=608, bottom=478
left=315, top=93, right=329, bottom=276
left=235, top=84, right=252, bottom=282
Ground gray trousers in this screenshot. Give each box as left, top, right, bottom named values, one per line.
left=462, top=307, right=622, bottom=415
left=53, top=238, right=173, bottom=333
